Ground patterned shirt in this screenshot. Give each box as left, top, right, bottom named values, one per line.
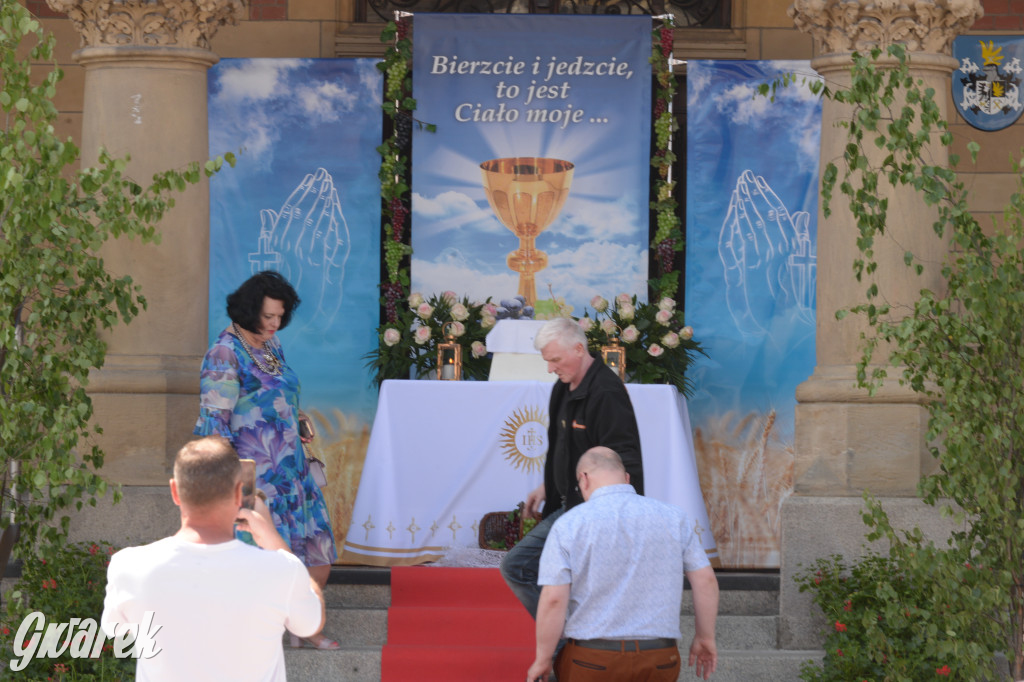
left=537, top=483, right=709, bottom=640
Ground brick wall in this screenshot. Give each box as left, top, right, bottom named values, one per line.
left=974, top=0, right=1024, bottom=30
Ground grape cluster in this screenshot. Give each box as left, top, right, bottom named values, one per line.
left=655, top=208, right=677, bottom=243
left=660, top=27, right=673, bottom=57
left=653, top=98, right=667, bottom=119
left=390, top=197, right=408, bottom=241
left=394, top=112, right=412, bottom=151
left=385, top=58, right=408, bottom=102
left=654, top=111, right=673, bottom=149
left=383, top=282, right=404, bottom=323
left=396, top=18, right=410, bottom=40
left=656, top=238, right=676, bottom=273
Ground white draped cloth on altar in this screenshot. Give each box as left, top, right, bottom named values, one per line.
left=341, top=379, right=718, bottom=566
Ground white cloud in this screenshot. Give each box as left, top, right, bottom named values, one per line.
left=411, top=256, right=519, bottom=303
left=412, top=191, right=504, bottom=235
left=687, top=67, right=712, bottom=107
left=555, top=197, right=642, bottom=242
left=297, top=81, right=360, bottom=122
left=214, top=59, right=306, bottom=103
left=715, top=83, right=771, bottom=125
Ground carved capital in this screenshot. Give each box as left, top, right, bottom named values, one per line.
left=789, top=0, right=983, bottom=55
left=46, top=0, right=247, bottom=50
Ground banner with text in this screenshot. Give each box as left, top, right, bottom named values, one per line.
left=685, top=60, right=821, bottom=568
left=411, top=14, right=651, bottom=316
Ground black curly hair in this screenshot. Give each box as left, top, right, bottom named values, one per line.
left=226, top=270, right=301, bottom=333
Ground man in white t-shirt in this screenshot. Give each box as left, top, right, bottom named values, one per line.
left=101, top=436, right=325, bottom=682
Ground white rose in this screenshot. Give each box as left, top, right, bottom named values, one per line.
left=416, top=303, right=434, bottom=320
left=408, top=292, right=424, bottom=309
left=413, top=326, right=431, bottom=344
left=621, top=325, right=639, bottom=343
left=578, top=317, right=595, bottom=333
left=600, top=318, right=617, bottom=334
left=616, top=293, right=632, bottom=305
left=448, top=321, right=466, bottom=337
left=383, top=328, right=401, bottom=347
left=618, top=303, right=636, bottom=322
left=590, top=296, right=609, bottom=313
left=442, top=290, right=458, bottom=304
left=471, top=341, right=487, bottom=358
left=661, top=331, right=680, bottom=348
left=658, top=297, right=676, bottom=312
left=655, top=309, right=672, bottom=324
left=481, top=314, right=496, bottom=329
left=680, top=325, right=694, bottom=341
left=450, top=303, right=469, bottom=321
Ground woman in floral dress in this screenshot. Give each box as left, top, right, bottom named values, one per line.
left=194, top=270, right=338, bottom=649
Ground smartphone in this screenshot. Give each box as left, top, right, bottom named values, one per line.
left=298, top=415, right=315, bottom=440
left=239, top=458, right=256, bottom=511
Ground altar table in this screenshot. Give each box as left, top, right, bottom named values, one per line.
left=340, top=380, right=718, bottom=566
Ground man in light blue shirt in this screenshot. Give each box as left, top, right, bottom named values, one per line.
left=526, top=446, right=718, bottom=681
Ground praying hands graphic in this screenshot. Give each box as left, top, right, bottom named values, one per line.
left=718, top=169, right=815, bottom=337
left=250, top=168, right=351, bottom=328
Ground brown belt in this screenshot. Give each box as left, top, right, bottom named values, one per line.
left=569, top=638, right=677, bottom=652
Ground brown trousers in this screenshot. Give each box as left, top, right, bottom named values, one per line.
left=555, top=640, right=681, bottom=682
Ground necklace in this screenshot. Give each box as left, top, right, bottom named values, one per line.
left=233, top=323, right=283, bottom=376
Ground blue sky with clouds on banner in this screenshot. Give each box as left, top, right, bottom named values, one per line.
left=409, top=15, right=652, bottom=314
left=207, top=58, right=382, bottom=421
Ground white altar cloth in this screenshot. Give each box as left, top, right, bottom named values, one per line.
left=340, top=380, right=718, bottom=566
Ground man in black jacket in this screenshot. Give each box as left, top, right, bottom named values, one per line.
left=500, top=317, right=643, bottom=617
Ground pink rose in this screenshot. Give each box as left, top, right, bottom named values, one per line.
left=578, top=317, right=595, bottom=332
left=616, top=293, right=632, bottom=305
left=655, top=309, right=672, bottom=324
left=658, top=297, right=676, bottom=312
left=647, top=343, right=664, bottom=357
left=408, top=292, right=424, bottom=309
left=416, top=302, right=434, bottom=320
left=590, top=295, right=609, bottom=313
left=413, top=326, right=431, bottom=344
left=448, top=321, right=466, bottom=337
left=483, top=302, right=498, bottom=316
left=471, top=341, right=487, bottom=358
left=680, top=325, right=694, bottom=340
left=383, top=328, right=401, bottom=347
left=661, top=331, right=680, bottom=348
left=618, top=303, right=636, bottom=322
left=450, top=303, right=469, bottom=321
left=600, top=318, right=617, bottom=335
left=621, top=325, right=639, bottom=343
left=442, top=290, right=458, bottom=304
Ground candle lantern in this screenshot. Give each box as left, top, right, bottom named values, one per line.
left=437, top=322, right=463, bottom=381
left=601, top=329, right=627, bottom=382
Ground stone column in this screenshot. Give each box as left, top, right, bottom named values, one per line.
left=779, top=0, right=983, bottom=648
left=47, top=0, right=245, bottom=487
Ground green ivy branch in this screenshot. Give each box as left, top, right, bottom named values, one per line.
left=773, top=44, right=1024, bottom=681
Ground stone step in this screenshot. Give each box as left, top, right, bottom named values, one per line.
left=279, top=569, right=819, bottom=682
left=282, top=647, right=820, bottom=682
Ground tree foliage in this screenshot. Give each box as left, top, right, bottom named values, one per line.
left=0, top=0, right=233, bottom=557
left=797, top=44, right=1023, bottom=680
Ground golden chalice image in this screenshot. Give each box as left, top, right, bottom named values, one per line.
left=480, top=157, right=575, bottom=306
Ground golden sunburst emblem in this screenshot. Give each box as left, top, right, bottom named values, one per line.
left=499, top=405, right=549, bottom=473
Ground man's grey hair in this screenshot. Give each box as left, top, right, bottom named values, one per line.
left=534, top=317, right=587, bottom=352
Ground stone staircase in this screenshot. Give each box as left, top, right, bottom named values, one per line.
left=284, top=567, right=822, bottom=682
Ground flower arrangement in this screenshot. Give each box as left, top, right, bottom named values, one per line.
left=365, top=291, right=494, bottom=385
left=580, top=294, right=704, bottom=397
left=1, top=540, right=133, bottom=681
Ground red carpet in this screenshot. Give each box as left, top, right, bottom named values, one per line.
left=382, top=566, right=537, bottom=681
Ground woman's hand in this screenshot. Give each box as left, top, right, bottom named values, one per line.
left=298, top=412, right=315, bottom=444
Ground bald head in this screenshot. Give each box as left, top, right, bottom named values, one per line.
left=575, top=447, right=629, bottom=499
left=173, top=436, right=242, bottom=509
